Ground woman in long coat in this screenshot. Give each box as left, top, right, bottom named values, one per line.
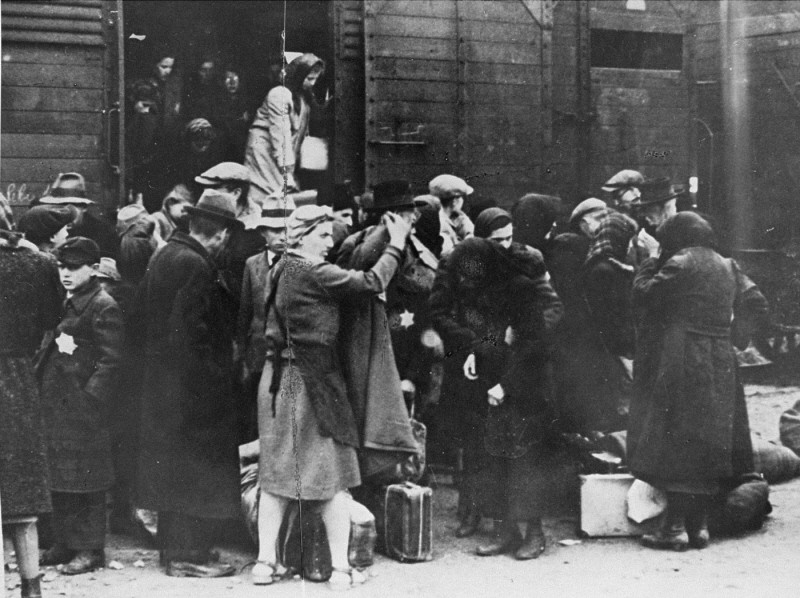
left=430, top=237, right=562, bottom=560
left=244, top=54, right=324, bottom=204
left=254, top=205, right=411, bottom=589
left=0, top=230, right=62, bottom=597
left=628, top=212, right=768, bottom=551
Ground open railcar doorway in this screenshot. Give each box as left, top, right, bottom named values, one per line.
left=121, top=0, right=335, bottom=212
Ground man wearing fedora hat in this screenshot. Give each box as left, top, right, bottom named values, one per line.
left=196, top=162, right=271, bottom=313
left=629, top=177, right=681, bottom=264
left=39, top=172, right=119, bottom=259
left=135, top=188, right=242, bottom=577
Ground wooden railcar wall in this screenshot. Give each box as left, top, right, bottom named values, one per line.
left=363, top=0, right=550, bottom=206
left=360, top=0, right=695, bottom=207
left=695, top=0, right=800, bottom=248
left=587, top=0, right=692, bottom=195
left=1, top=0, right=112, bottom=216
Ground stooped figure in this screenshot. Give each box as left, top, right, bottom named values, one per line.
left=430, top=238, right=563, bottom=559
left=37, top=238, right=124, bottom=575
left=628, top=212, right=769, bottom=551
left=554, top=210, right=638, bottom=434
left=135, top=190, right=242, bottom=577
left=244, top=53, right=325, bottom=204
left=254, top=205, right=412, bottom=590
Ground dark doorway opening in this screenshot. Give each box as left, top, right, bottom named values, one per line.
left=122, top=0, right=334, bottom=208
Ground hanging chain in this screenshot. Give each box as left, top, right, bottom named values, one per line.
left=278, top=0, right=307, bottom=577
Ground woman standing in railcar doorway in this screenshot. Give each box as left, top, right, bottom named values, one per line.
left=244, top=53, right=325, bottom=205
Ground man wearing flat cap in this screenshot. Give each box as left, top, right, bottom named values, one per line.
left=429, top=173, right=475, bottom=247
left=135, top=188, right=242, bottom=577
left=602, top=169, right=644, bottom=214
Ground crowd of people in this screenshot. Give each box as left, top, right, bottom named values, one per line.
left=0, top=53, right=773, bottom=597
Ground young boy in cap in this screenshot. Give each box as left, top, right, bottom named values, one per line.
left=37, top=237, right=124, bottom=575
left=235, top=205, right=293, bottom=441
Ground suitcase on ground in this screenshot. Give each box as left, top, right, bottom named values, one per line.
left=382, top=482, right=433, bottom=562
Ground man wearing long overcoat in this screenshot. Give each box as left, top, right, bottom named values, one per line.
left=135, top=189, right=241, bottom=577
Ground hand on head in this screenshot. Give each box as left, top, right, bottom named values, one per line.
left=383, top=211, right=412, bottom=248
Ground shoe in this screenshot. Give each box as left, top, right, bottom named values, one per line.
left=686, top=498, right=710, bottom=549
left=20, top=577, right=43, bottom=598
left=640, top=494, right=689, bottom=552
left=62, top=550, right=105, bottom=575
left=475, top=522, right=522, bottom=556
left=252, top=561, right=283, bottom=585
left=455, top=512, right=480, bottom=538
left=327, top=567, right=366, bottom=591
left=39, top=544, right=74, bottom=567
left=165, top=560, right=236, bottom=578
left=514, top=520, right=546, bottom=560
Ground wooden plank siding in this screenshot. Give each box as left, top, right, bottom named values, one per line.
left=1, top=1, right=111, bottom=210
left=364, top=0, right=547, bottom=206
left=587, top=1, right=692, bottom=192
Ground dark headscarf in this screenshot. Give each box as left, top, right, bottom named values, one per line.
left=511, top=193, right=561, bottom=250
left=414, top=203, right=443, bottom=257
left=656, top=211, right=716, bottom=261
left=474, top=207, right=512, bottom=239
left=449, top=237, right=529, bottom=289
left=585, top=211, right=638, bottom=265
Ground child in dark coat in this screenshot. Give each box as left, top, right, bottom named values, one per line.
left=37, top=237, right=124, bottom=575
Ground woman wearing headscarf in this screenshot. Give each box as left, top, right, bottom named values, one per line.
left=554, top=211, right=638, bottom=434
left=254, top=205, right=411, bottom=589
left=244, top=54, right=325, bottom=205
left=430, top=237, right=562, bottom=559
left=628, top=212, right=768, bottom=551
left=510, top=193, right=562, bottom=257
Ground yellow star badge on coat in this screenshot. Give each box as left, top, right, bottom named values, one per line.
left=55, top=332, right=77, bottom=355
left=399, top=309, right=415, bottom=329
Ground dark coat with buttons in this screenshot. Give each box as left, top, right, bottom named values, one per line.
left=38, top=277, right=124, bottom=493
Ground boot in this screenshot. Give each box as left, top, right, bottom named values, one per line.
left=640, top=493, right=689, bottom=552
left=39, top=543, right=74, bottom=566
left=456, top=510, right=480, bottom=538
left=514, top=519, right=546, bottom=560
left=685, top=495, right=710, bottom=549
left=62, top=550, right=105, bottom=575
left=476, top=520, right=522, bottom=556
left=20, top=577, right=42, bottom=598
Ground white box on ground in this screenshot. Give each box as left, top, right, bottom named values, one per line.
left=579, top=473, right=654, bottom=537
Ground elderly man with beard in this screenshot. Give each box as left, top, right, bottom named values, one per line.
left=335, top=180, right=423, bottom=481
left=628, top=178, right=681, bottom=267
left=135, top=189, right=242, bottom=577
